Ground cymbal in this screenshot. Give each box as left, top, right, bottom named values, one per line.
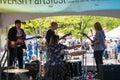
left=3, top=69, right=29, bottom=73
left=70, top=50, right=86, bottom=56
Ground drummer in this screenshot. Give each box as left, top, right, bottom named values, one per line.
left=43, top=35, right=81, bottom=80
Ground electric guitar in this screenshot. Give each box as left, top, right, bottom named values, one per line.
left=82, top=32, right=94, bottom=46
left=82, top=32, right=94, bottom=42
left=25, top=36, right=42, bottom=40
left=8, top=36, right=42, bottom=48
left=59, top=32, right=72, bottom=40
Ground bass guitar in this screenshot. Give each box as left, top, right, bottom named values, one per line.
left=8, top=36, right=42, bottom=48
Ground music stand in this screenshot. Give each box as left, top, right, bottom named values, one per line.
left=82, top=51, right=88, bottom=80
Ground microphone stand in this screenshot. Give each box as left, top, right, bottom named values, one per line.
left=36, top=39, right=43, bottom=80
left=80, top=35, right=88, bottom=80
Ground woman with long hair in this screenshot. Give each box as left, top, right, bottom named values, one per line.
left=93, top=22, right=106, bottom=79
left=43, top=35, right=81, bottom=80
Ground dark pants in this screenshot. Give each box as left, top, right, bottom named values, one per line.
left=8, top=46, right=23, bottom=68
left=94, top=50, right=104, bottom=74
left=44, top=66, right=66, bottom=80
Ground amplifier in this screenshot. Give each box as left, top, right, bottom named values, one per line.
left=99, top=64, right=120, bottom=80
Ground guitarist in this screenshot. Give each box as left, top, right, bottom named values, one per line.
left=92, top=22, right=106, bottom=79
left=7, top=20, right=26, bottom=68
left=45, top=22, right=72, bottom=59
left=45, top=22, right=58, bottom=44
left=45, top=22, right=58, bottom=59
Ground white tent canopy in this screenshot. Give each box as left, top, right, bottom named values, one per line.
left=106, top=26, right=120, bottom=39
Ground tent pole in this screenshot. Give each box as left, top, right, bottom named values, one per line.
left=0, top=13, right=2, bottom=80
left=0, top=13, right=1, bottom=46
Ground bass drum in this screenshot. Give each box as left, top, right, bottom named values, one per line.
left=1, top=66, right=16, bottom=80
left=65, top=59, right=82, bottom=77
left=25, top=60, right=40, bottom=79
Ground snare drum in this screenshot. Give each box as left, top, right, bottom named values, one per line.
left=65, top=59, right=82, bottom=77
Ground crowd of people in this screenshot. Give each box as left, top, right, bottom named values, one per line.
left=104, top=39, right=120, bottom=60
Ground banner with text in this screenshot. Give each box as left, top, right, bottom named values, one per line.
left=0, top=0, right=120, bottom=13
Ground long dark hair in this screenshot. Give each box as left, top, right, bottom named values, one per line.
left=94, top=22, right=103, bottom=31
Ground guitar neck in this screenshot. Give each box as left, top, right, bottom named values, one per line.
left=59, top=35, right=68, bottom=40
left=82, top=33, right=94, bottom=42
left=59, top=32, right=72, bottom=40
left=25, top=36, right=42, bottom=40
left=25, top=37, right=36, bottom=40
left=86, top=36, right=93, bottom=42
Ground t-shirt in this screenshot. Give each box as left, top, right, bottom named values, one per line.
left=45, top=29, right=55, bottom=44
left=16, top=29, right=22, bottom=38
left=93, top=30, right=106, bottom=51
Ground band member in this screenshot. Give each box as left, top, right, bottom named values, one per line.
left=93, top=22, right=106, bottom=78
left=45, top=22, right=58, bottom=44
left=45, top=22, right=58, bottom=59
left=8, top=20, right=26, bottom=68
left=43, top=35, right=81, bottom=80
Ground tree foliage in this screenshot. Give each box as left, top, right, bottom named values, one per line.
left=2, top=16, right=120, bottom=39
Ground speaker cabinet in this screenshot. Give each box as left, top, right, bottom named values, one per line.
left=99, top=64, right=120, bottom=80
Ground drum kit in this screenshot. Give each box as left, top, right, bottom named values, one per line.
left=64, top=50, right=87, bottom=79
left=3, top=69, right=29, bottom=73
left=1, top=50, right=30, bottom=80
left=2, top=68, right=29, bottom=80
left=2, top=38, right=87, bottom=80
